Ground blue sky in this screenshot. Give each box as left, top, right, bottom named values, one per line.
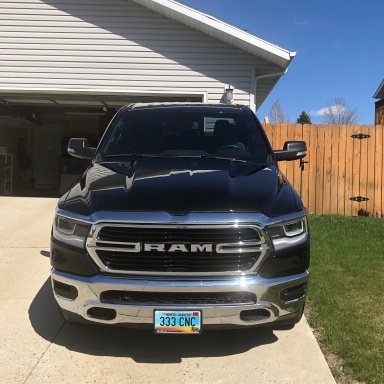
left=181, top=0, right=383, bottom=124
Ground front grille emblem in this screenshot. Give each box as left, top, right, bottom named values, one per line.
left=143, top=243, right=213, bottom=253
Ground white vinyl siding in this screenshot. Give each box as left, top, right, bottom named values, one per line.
left=0, top=0, right=277, bottom=106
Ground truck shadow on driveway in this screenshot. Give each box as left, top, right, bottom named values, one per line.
left=29, top=278, right=279, bottom=363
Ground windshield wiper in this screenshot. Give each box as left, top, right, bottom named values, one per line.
left=100, top=153, right=266, bottom=165
left=199, top=155, right=248, bottom=163
left=101, top=153, right=168, bottom=161
left=153, top=154, right=250, bottom=163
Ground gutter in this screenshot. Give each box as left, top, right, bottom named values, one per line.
left=254, top=69, right=288, bottom=111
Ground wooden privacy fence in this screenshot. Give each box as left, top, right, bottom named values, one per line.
left=264, top=124, right=384, bottom=217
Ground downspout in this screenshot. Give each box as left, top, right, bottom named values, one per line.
left=254, top=68, right=288, bottom=111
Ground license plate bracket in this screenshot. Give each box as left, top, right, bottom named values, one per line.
left=154, top=310, right=202, bottom=334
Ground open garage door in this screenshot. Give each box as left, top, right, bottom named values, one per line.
left=0, top=90, right=204, bottom=197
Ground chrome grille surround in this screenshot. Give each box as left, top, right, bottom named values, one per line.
left=86, top=223, right=270, bottom=276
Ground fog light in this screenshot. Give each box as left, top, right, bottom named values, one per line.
left=87, top=307, right=117, bottom=321
left=53, top=280, right=78, bottom=300
left=240, top=309, right=270, bottom=322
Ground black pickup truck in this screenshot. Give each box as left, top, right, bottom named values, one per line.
left=50, top=103, right=309, bottom=333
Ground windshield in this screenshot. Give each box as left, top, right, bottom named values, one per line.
left=99, top=107, right=271, bottom=162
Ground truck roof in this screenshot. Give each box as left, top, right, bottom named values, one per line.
left=125, top=102, right=251, bottom=111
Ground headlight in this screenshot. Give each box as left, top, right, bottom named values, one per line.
left=52, top=215, right=90, bottom=248
left=267, top=217, right=308, bottom=251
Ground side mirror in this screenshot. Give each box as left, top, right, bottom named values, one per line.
left=274, top=141, right=307, bottom=161
left=67, top=138, right=96, bottom=160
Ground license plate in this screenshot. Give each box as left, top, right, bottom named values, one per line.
left=154, top=310, right=201, bottom=334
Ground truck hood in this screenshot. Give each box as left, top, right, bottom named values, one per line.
left=59, top=158, right=301, bottom=217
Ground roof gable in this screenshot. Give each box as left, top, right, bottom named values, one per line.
left=374, top=79, right=384, bottom=99
left=130, top=0, right=295, bottom=69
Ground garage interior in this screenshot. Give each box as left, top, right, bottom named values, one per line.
left=0, top=92, right=203, bottom=197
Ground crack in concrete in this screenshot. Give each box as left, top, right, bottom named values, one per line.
left=22, top=321, right=66, bottom=384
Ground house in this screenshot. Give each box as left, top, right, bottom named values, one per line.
left=0, top=0, right=295, bottom=195
left=374, top=79, right=384, bottom=125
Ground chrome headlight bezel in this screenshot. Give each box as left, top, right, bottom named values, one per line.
left=266, top=217, right=308, bottom=251
left=52, top=215, right=91, bottom=249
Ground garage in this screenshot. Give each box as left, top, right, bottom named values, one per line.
left=0, top=91, right=204, bottom=196
left=0, top=0, right=295, bottom=196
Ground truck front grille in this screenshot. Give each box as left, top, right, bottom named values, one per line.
left=100, top=291, right=257, bottom=305
left=87, top=224, right=267, bottom=275
left=96, top=249, right=260, bottom=272
left=98, top=226, right=260, bottom=243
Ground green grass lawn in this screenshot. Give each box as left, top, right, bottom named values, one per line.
left=307, top=216, right=384, bottom=384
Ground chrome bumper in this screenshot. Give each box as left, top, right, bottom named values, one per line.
left=51, top=269, right=308, bottom=327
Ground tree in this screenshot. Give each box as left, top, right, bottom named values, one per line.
left=269, top=100, right=290, bottom=123
left=296, top=111, right=312, bottom=125
left=321, top=98, right=358, bottom=125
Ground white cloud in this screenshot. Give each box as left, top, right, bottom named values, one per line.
left=294, top=18, right=309, bottom=25
left=311, top=104, right=346, bottom=117
left=311, top=107, right=328, bottom=116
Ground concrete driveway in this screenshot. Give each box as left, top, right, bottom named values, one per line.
left=0, top=197, right=335, bottom=384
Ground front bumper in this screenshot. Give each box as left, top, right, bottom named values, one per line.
left=51, top=269, right=308, bottom=328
